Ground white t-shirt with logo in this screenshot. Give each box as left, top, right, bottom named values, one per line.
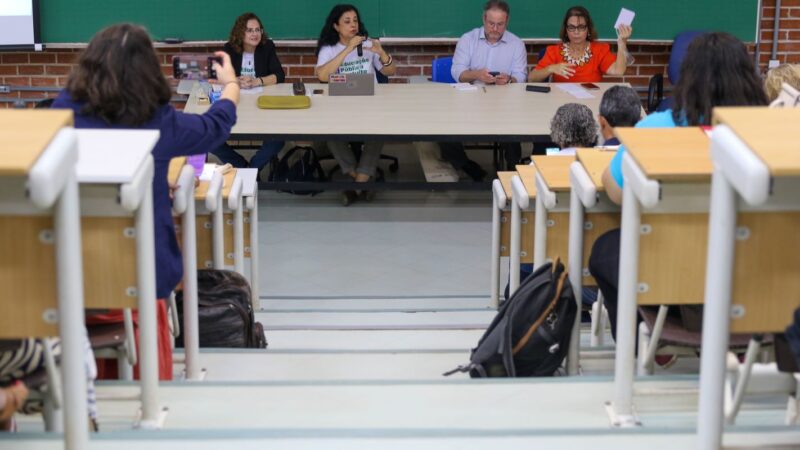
left=241, top=52, right=256, bottom=78
left=316, top=42, right=382, bottom=81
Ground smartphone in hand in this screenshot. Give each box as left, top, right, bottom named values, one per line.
left=173, top=54, right=223, bottom=80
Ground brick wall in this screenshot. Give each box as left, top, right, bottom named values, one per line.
left=1, top=0, right=797, bottom=107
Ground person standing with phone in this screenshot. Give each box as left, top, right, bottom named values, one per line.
left=528, top=6, right=632, bottom=83
left=440, top=0, right=528, bottom=178
left=211, top=12, right=286, bottom=175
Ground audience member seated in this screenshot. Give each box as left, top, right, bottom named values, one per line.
left=549, top=103, right=598, bottom=152
left=597, top=85, right=642, bottom=147
left=528, top=5, right=632, bottom=83
left=439, top=0, right=528, bottom=177
left=588, top=32, right=768, bottom=346
left=53, top=23, right=240, bottom=380
left=315, top=4, right=396, bottom=205
left=212, top=12, right=286, bottom=174
left=0, top=338, right=97, bottom=431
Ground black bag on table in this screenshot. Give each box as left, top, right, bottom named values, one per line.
left=267, top=145, right=326, bottom=196
left=175, top=269, right=267, bottom=349
left=445, top=260, right=576, bottom=378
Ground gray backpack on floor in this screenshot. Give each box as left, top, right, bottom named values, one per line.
left=445, top=260, right=576, bottom=377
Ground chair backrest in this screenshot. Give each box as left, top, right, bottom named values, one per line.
left=770, top=82, right=800, bottom=108
left=431, top=56, right=456, bottom=83
left=667, top=30, right=706, bottom=85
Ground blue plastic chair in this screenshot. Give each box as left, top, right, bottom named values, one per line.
left=431, top=57, right=456, bottom=83
left=647, top=30, right=706, bottom=112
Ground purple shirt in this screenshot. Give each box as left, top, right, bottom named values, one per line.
left=451, top=27, right=527, bottom=84
left=52, top=91, right=237, bottom=298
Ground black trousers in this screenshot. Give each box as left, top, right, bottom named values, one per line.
left=588, top=228, right=624, bottom=341
left=438, top=142, right=522, bottom=171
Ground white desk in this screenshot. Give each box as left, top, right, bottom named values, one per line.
left=0, top=110, right=86, bottom=449
left=610, top=127, right=713, bottom=427
left=185, top=83, right=621, bottom=141
left=698, top=108, right=800, bottom=449
left=237, top=168, right=260, bottom=309
left=169, top=158, right=204, bottom=381
left=75, top=129, right=166, bottom=429
left=566, top=149, right=620, bottom=373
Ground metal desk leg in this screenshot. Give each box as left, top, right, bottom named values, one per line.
left=249, top=196, right=260, bottom=312
left=233, top=198, right=245, bottom=275
left=55, top=173, right=89, bottom=449
left=135, top=183, right=161, bottom=428
left=610, top=180, right=641, bottom=427
left=533, top=186, right=547, bottom=268
left=490, top=188, right=502, bottom=309
left=182, top=181, right=202, bottom=381
left=566, top=188, right=584, bottom=375
left=697, top=166, right=737, bottom=450
left=509, top=195, right=522, bottom=296
left=212, top=193, right=224, bottom=270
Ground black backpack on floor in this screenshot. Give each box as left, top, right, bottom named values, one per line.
left=175, top=269, right=267, bottom=349
left=267, top=145, right=326, bottom=195
left=446, top=260, right=576, bottom=377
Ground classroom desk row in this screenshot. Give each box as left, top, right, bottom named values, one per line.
left=489, top=107, right=800, bottom=449
left=0, top=110, right=261, bottom=450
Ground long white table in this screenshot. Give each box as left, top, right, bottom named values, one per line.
left=184, top=83, right=620, bottom=142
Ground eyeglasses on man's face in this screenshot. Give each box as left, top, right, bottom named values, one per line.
left=566, top=25, right=587, bottom=33
left=245, top=28, right=263, bottom=34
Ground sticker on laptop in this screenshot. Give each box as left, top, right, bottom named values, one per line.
left=329, top=74, right=347, bottom=83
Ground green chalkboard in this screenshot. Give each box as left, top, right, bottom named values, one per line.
left=41, top=0, right=759, bottom=43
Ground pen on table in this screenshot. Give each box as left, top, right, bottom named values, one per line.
left=482, top=86, right=486, bottom=93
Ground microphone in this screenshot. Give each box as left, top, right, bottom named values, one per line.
left=357, top=32, right=366, bottom=57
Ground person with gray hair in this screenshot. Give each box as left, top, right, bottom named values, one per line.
left=598, top=85, right=641, bottom=146
left=549, top=103, right=599, bottom=149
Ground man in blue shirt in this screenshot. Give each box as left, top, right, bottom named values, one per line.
left=440, top=0, right=528, bottom=180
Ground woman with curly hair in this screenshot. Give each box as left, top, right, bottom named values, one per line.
left=549, top=103, right=598, bottom=150
left=211, top=12, right=286, bottom=172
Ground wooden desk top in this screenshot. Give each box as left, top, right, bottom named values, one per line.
left=576, top=148, right=616, bottom=190
left=713, top=107, right=800, bottom=177
left=532, top=155, right=575, bottom=192
left=168, top=157, right=186, bottom=185
left=615, top=127, right=712, bottom=182
left=0, top=110, right=73, bottom=176
left=185, top=82, right=627, bottom=140
left=515, top=165, right=538, bottom=199
left=497, top=171, right=515, bottom=197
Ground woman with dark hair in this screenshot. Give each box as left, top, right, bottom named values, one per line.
left=53, top=23, right=240, bottom=380
left=529, top=6, right=632, bottom=82
left=315, top=4, right=396, bottom=205
left=212, top=12, right=286, bottom=172
left=589, top=32, right=768, bottom=350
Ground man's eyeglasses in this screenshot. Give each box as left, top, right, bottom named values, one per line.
left=566, top=25, right=588, bottom=33
left=245, top=28, right=263, bottom=34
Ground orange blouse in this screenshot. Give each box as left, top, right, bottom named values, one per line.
left=535, top=41, right=617, bottom=83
